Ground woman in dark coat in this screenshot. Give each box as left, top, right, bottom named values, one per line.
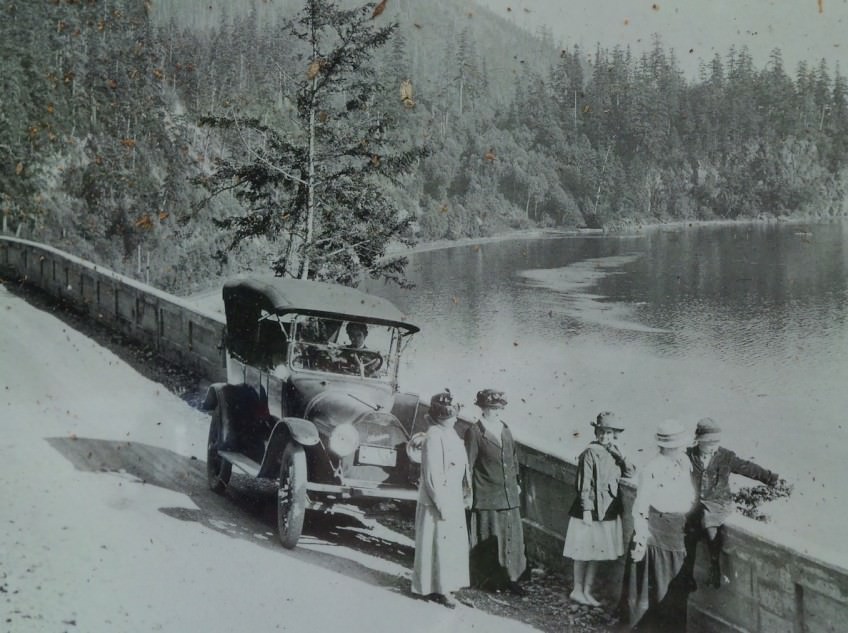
left=464, top=389, right=527, bottom=595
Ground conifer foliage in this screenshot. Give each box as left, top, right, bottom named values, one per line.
left=196, top=0, right=425, bottom=287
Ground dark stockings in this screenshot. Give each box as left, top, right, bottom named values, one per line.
left=683, top=523, right=725, bottom=590
left=705, top=526, right=723, bottom=589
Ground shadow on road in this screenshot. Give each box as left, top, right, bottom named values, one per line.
left=47, top=436, right=414, bottom=594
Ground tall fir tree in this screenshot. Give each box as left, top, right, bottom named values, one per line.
left=197, top=0, right=426, bottom=287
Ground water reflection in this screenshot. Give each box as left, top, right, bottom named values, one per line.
left=362, top=222, right=848, bottom=550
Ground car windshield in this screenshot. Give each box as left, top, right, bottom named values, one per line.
left=290, top=316, right=398, bottom=381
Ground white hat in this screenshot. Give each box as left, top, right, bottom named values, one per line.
left=655, top=419, right=691, bottom=448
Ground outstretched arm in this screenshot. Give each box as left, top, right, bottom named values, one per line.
left=730, top=452, right=779, bottom=486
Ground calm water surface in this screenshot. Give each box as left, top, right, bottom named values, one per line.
left=363, top=221, right=848, bottom=552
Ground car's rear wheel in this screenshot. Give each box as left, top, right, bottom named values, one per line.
left=277, top=442, right=307, bottom=549
left=207, top=407, right=232, bottom=493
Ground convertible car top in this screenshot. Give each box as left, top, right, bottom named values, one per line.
left=222, top=276, right=419, bottom=333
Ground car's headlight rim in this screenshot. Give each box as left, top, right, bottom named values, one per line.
left=328, top=423, right=360, bottom=457
left=406, top=432, right=427, bottom=464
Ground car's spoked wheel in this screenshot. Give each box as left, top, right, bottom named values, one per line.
left=277, top=442, right=307, bottom=549
left=207, top=407, right=232, bottom=493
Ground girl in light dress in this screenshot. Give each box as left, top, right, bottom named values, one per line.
left=563, top=411, right=635, bottom=606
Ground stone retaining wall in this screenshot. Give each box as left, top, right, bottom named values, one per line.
left=1, top=237, right=226, bottom=381
left=2, top=236, right=845, bottom=632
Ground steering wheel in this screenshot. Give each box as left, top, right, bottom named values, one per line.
left=334, top=350, right=383, bottom=376
left=357, top=350, right=383, bottom=375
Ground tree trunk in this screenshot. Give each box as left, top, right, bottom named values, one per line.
left=301, top=75, right=317, bottom=280
left=573, top=90, right=578, bottom=130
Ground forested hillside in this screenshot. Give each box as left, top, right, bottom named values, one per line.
left=3, top=0, right=847, bottom=292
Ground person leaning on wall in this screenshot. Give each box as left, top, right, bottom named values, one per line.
left=464, top=388, right=527, bottom=596
left=683, top=417, right=781, bottom=590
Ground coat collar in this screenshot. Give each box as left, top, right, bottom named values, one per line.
left=476, top=418, right=511, bottom=446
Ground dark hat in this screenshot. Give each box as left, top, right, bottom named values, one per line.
left=695, top=417, right=722, bottom=444
left=429, top=390, right=457, bottom=421
left=591, top=411, right=624, bottom=432
left=475, top=389, right=507, bottom=409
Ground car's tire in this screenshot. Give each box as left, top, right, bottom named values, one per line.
left=277, top=442, right=307, bottom=549
left=207, top=406, right=232, bottom=493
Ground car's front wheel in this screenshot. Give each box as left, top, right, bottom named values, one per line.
left=207, top=407, right=232, bottom=493
left=277, top=442, right=307, bottom=549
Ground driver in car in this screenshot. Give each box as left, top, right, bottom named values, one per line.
left=338, top=322, right=382, bottom=376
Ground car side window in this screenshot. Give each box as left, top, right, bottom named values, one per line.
left=256, top=312, right=289, bottom=371
left=291, top=317, right=336, bottom=371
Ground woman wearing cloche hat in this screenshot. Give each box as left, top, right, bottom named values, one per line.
left=464, top=388, right=527, bottom=595
left=563, top=412, right=636, bottom=607
left=411, top=390, right=471, bottom=608
left=619, top=419, right=697, bottom=631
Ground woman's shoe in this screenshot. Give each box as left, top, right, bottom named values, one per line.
left=506, top=581, right=526, bottom=596
left=582, top=594, right=602, bottom=607
left=430, top=593, right=457, bottom=609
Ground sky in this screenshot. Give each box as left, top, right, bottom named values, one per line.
left=0, top=284, right=539, bottom=633
left=473, top=0, right=848, bottom=78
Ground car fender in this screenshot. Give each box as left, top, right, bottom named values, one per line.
left=203, top=383, right=259, bottom=414
left=202, top=383, right=228, bottom=412
left=257, top=417, right=320, bottom=479
left=278, top=417, right=320, bottom=447
left=203, top=383, right=266, bottom=447
left=203, top=383, right=234, bottom=442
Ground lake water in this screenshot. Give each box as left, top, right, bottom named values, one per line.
left=362, top=221, right=848, bottom=556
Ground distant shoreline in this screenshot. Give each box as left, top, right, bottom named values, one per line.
left=384, top=215, right=838, bottom=259
left=384, top=227, right=599, bottom=258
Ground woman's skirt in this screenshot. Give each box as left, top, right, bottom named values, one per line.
left=562, top=516, right=624, bottom=561
left=411, top=502, right=470, bottom=596
left=469, top=507, right=527, bottom=586
left=619, top=508, right=692, bottom=631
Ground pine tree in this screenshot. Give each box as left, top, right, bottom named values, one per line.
left=197, top=0, right=426, bottom=287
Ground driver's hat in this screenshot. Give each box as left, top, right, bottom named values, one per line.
left=429, top=390, right=457, bottom=421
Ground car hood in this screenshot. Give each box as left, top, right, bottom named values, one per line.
left=299, top=379, right=397, bottom=434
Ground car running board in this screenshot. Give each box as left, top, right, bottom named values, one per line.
left=218, top=450, right=261, bottom=478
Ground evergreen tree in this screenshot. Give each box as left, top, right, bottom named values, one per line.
left=197, top=0, right=426, bottom=287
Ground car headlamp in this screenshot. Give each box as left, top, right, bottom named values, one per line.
left=405, top=432, right=427, bottom=464
left=329, top=423, right=360, bottom=457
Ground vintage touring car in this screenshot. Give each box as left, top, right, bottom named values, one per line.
left=203, top=277, right=430, bottom=548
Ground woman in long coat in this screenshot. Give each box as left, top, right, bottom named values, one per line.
left=464, top=389, right=527, bottom=595
left=411, top=391, right=471, bottom=608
